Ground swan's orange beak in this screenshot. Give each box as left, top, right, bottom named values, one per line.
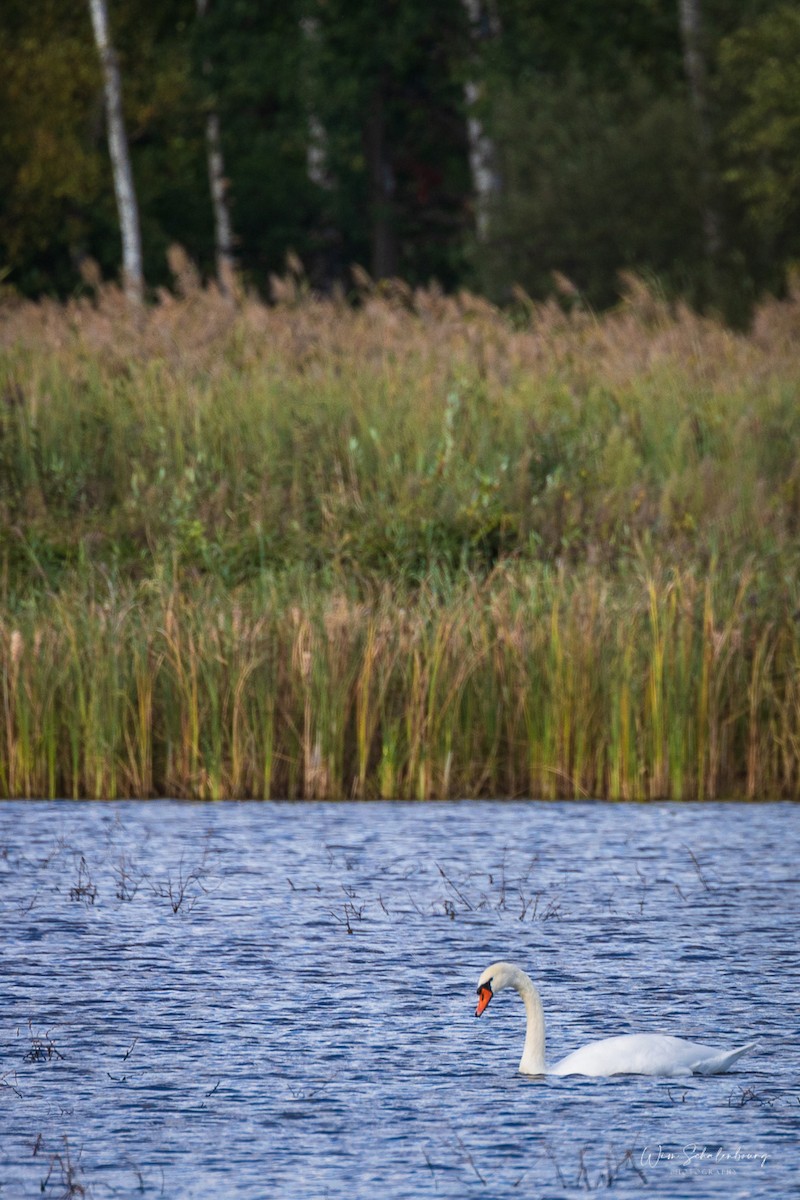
left=475, top=984, right=492, bottom=1017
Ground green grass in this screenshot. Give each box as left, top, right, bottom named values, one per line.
left=0, top=272, right=799, bottom=798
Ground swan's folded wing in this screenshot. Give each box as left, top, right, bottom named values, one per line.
left=691, top=1042, right=759, bottom=1076
left=550, top=1034, right=757, bottom=1078
left=548, top=1034, right=688, bottom=1077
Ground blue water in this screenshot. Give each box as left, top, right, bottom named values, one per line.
left=0, top=800, right=797, bottom=1198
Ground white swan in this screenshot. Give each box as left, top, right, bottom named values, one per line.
left=475, top=962, right=757, bottom=1077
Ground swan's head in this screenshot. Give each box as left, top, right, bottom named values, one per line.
left=475, top=961, right=518, bottom=1017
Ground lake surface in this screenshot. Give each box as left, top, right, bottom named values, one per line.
left=0, top=800, right=797, bottom=1198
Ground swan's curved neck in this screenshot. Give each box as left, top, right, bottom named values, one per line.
left=512, top=968, right=546, bottom=1074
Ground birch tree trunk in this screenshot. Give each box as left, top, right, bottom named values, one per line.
left=197, top=0, right=236, bottom=296
left=461, top=0, right=501, bottom=240
left=678, top=0, right=721, bottom=259
left=87, top=0, right=144, bottom=303
left=301, top=17, right=331, bottom=191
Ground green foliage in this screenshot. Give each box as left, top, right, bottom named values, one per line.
left=307, top=0, right=470, bottom=285
left=2, top=283, right=799, bottom=595
left=0, top=0, right=213, bottom=293
left=718, top=5, right=800, bottom=248
left=475, top=71, right=703, bottom=307
left=0, top=2, right=107, bottom=292
left=483, top=0, right=684, bottom=91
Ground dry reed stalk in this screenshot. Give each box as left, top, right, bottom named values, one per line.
left=0, top=578, right=796, bottom=800
left=160, top=599, right=202, bottom=796
left=646, top=577, right=667, bottom=798
left=746, top=628, right=775, bottom=799
left=610, top=638, right=636, bottom=801
left=123, top=636, right=155, bottom=798
left=355, top=620, right=378, bottom=798
left=1, top=628, right=22, bottom=796
left=776, top=628, right=800, bottom=797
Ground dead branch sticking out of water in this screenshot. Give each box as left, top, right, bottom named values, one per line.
left=69, top=857, right=97, bottom=906
left=22, top=1020, right=64, bottom=1064
left=114, top=855, right=146, bottom=901
left=546, top=1141, right=647, bottom=1190
left=150, top=841, right=219, bottom=913
left=34, top=1134, right=88, bottom=1199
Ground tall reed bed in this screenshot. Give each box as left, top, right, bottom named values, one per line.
left=2, top=569, right=798, bottom=800
left=1, top=274, right=799, bottom=797
left=2, top=272, right=800, bottom=594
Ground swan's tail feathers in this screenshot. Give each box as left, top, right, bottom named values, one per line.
left=693, top=1042, right=759, bottom=1076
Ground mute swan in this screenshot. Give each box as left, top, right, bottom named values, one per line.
left=475, top=962, right=757, bottom=1077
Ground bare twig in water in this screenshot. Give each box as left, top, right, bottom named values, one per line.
left=576, top=1146, right=591, bottom=1189
left=36, top=1134, right=89, bottom=1198
left=729, top=1085, right=775, bottom=1108
left=120, top=1157, right=146, bottom=1194
left=488, top=848, right=508, bottom=909
left=22, top=1020, right=64, bottom=1063
left=39, top=837, right=69, bottom=870
left=122, top=1037, right=138, bottom=1062
left=605, top=1147, right=648, bottom=1186
left=150, top=843, right=219, bottom=913
left=452, top=1131, right=485, bottom=1184
left=0, top=1068, right=22, bottom=1098
left=518, top=890, right=542, bottom=921
left=324, top=844, right=356, bottom=870
left=544, top=1143, right=568, bottom=1188
left=287, top=1071, right=340, bottom=1101
left=69, top=856, right=97, bottom=906
left=422, top=1147, right=438, bottom=1190
left=547, top=1141, right=647, bottom=1190
left=635, top=865, right=649, bottom=915
left=327, top=901, right=365, bottom=934
left=106, top=1038, right=136, bottom=1077
left=684, top=845, right=713, bottom=892
left=436, top=862, right=473, bottom=911
left=114, top=855, right=146, bottom=901
left=18, top=886, right=40, bottom=915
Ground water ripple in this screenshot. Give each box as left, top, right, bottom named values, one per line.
left=0, top=800, right=796, bottom=1198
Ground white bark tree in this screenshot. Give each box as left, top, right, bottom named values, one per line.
left=678, top=0, right=721, bottom=258
left=461, top=0, right=501, bottom=240
left=197, top=0, right=237, bottom=295
left=301, top=17, right=332, bottom=191
left=87, top=0, right=144, bottom=303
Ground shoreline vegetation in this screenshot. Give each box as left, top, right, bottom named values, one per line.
left=1, top=268, right=799, bottom=800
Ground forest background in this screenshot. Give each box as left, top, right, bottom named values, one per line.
left=2, top=0, right=799, bottom=320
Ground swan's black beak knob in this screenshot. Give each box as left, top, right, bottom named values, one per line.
left=475, top=983, right=492, bottom=1017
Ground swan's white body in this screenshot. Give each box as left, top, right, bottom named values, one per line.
left=475, top=962, right=757, bottom=1078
